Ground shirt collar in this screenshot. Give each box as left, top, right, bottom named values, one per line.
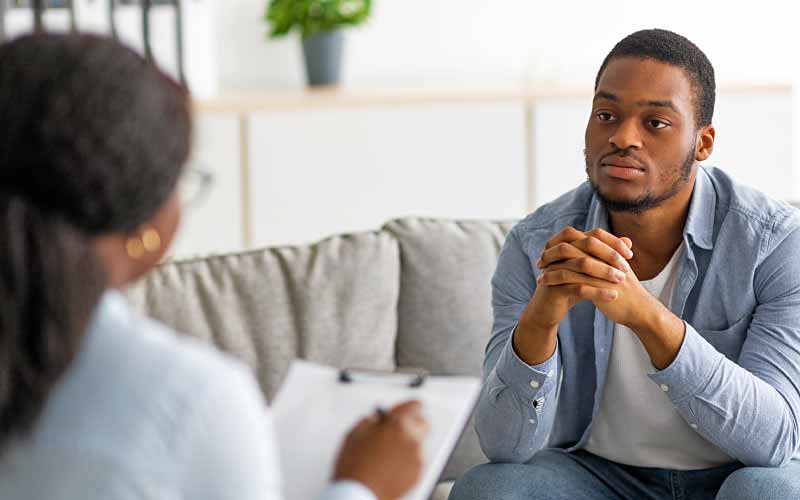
left=85, top=289, right=133, bottom=342
left=586, top=165, right=716, bottom=251
left=683, top=166, right=716, bottom=250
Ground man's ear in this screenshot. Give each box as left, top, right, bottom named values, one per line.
left=696, top=125, right=715, bottom=162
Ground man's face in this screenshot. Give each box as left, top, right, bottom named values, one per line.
left=585, top=57, right=701, bottom=213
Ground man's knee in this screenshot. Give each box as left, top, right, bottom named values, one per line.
left=716, top=464, right=800, bottom=500
left=448, top=450, right=591, bottom=500
left=448, top=463, right=531, bottom=500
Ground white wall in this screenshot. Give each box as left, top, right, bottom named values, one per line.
left=216, top=0, right=800, bottom=199
left=218, top=0, right=800, bottom=91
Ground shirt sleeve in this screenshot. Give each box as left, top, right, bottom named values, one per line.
left=174, top=360, right=285, bottom=500
left=173, top=357, right=380, bottom=500
left=474, top=226, right=561, bottom=463
left=649, top=224, right=800, bottom=467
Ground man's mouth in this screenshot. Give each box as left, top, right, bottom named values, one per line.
left=600, top=155, right=645, bottom=170
left=600, top=156, right=646, bottom=180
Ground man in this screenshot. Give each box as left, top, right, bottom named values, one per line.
left=449, top=29, right=800, bottom=500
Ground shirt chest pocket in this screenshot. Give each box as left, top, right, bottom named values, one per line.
left=698, top=313, right=751, bottom=362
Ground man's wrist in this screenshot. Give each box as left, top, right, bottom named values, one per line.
left=513, top=317, right=558, bottom=365
left=630, top=299, right=685, bottom=369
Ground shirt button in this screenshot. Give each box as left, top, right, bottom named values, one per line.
left=530, top=380, right=540, bottom=389
left=547, top=369, right=554, bottom=378
left=690, top=423, right=698, bottom=429
left=529, top=419, right=535, bottom=424
left=660, top=384, right=669, bottom=392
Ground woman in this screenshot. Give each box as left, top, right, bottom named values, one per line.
left=0, top=33, right=427, bottom=499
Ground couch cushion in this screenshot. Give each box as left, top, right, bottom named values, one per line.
left=383, top=218, right=515, bottom=481
left=126, top=231, right=400, bottom=400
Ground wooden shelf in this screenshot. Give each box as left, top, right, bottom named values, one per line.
left=194, top=83, right=793, bottom=114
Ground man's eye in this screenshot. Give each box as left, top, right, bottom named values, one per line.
left=596, top=112, right=614, bottom=122
left=649, top=119, right=668, bottom=129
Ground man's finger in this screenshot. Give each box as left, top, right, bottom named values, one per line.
left=546, top=258, right=626, bottom=284
left=559, top=283, right=618, bottom=302
left=585, top=228, right=634, bottom=259
left=544, top=226, right=585, bottom=250
left=572, top=236, right=631, bottom=272
left=539, top=268, right=621, bottom=290
left=538, top=242, right=590, bottom=269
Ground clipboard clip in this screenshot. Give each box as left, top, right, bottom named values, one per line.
left=338, top=367, right=428, bottom=388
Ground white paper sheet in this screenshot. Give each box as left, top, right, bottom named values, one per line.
left=272, top=360, right=481, bottom=500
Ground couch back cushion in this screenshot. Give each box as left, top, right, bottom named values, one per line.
left=126, top=231, right=400, bottom=400
left=383, top=218, right=515, bottom=480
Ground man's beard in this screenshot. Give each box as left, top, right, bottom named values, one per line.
left=585, top=147, right=695, bottom=215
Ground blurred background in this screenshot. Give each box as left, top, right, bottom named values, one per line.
left=4, top=0, right=799, bottom=258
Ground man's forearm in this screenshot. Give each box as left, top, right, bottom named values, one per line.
left=648, top=324, right=800, bottom=467
left=629, top=296, right=686, bottom=370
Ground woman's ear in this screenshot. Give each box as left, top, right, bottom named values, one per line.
left=93, top=191, right=182, bottom=289
left=696, top=125, right=715, bottom=162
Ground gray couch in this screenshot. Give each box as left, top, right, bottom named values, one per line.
left=126, top=217, right=515, bottom=499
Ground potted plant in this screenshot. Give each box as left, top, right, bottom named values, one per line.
left=265, top=0, right=371, bottom=87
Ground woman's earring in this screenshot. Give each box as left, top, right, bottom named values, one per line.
left=126, top=227, right=162, bottom=259
left=142, top=228, right=162, bottom=253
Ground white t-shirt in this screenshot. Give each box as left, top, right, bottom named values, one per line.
left=0, top=291, right=375, bottom=500
left=584, top=244, right=732, bottom=470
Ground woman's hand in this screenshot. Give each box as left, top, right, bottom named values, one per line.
left=333, top=400, right=430, bottom=500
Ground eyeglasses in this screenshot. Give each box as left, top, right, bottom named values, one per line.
left=178, top=166, right=214, bottom=209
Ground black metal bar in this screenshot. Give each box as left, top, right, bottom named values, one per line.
left=141, top=0, right=152, bottom=61
left=173, top=0, right=185, bottom=85
left=66, top=0, right=76, bottom=32
left=32, top=0, right=45, bottom=33
left=108, top=0, right=117, bottom=39
left=0, top=0, right=7, bottom=43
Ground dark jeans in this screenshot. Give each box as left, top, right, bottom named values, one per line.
left=449, top=448, right=800, bottom=500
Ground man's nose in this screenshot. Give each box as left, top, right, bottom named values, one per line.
left=608, top=118, right=643, bottom=150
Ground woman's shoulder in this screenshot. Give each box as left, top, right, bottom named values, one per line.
left=2, top=291, right=278, bottom=498
left=35, top=290, right=266, bottom=452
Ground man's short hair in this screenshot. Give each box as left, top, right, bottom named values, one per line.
left=594, top=29, right=716, bottom=128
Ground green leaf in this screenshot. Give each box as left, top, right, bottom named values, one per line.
left=264, top=0, right=372, bottom=39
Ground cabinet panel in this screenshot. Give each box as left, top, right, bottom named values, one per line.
left=712, top=93, right=795, bottom=201
left=170, top=113, right=243, bottom=259
left=249, top=102, right=527, bottom=247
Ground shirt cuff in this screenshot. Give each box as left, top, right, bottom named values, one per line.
left=495, top=325, right=559, bottom=400
left=320, top=481, right=377, bottom=500
left=647, top=321, right=725, bottom=403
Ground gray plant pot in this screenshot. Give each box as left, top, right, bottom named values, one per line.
left=302, top=30, right=344, bottom=87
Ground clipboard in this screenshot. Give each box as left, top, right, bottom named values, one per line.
left=271, top=360, right=482, bottom=500
left=338, top=367, right=428, bottom=388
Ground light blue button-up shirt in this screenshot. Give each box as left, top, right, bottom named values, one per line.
left=477, top=166, right=800, bottom=468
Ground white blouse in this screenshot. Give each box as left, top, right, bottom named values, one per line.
left=0, top=291, right=374, bottom=500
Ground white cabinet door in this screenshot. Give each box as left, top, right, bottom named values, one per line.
left=530, top=97, right=591, bottom=207
left=248, top=102, right=527, bottom=247
left=711, top=92, right=795, bottom=201
left=169, top=113, right=244, bottom=259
